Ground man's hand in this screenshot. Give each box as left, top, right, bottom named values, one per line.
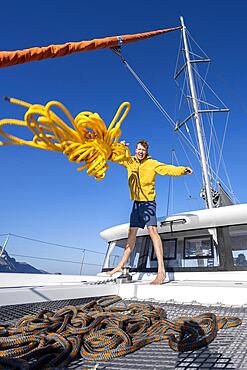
left=185, top=167, right=193, bottom=174
left=120, top=140, right=129, bottom=146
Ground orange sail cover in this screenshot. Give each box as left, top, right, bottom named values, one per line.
left=0, top=27, right=181, bottom=68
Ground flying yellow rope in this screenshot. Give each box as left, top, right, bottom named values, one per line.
left=0, top=97, right=131, bottom=180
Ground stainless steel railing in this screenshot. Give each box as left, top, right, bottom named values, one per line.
left=0, top=233, right=109, bottom=275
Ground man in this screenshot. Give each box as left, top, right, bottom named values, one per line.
left=108, top=140, right=193, bottom=284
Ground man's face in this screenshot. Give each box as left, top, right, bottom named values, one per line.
left=135, top=143, right=147, bottom=160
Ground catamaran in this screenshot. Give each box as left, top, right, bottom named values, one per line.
left=99, top=16, right=247, bottom=304
left=0, top=16, right=247, bottom=370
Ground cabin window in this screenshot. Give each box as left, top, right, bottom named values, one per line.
left=104, top=237, right=145, bottom=269
left=151, top=238, right=177, bottom=261
left=142, top=228, right=219, bottom=270
left=104, top=227, right=220, bottom=271
left=229, top=224, right=247, bottom=267
left=130, top=237, right=146, bottom=269
left=182, top=235, right=216, bottom=268
left=107, top=239, right=126, bottom=268
left=184, top=236, right=213, bottom=258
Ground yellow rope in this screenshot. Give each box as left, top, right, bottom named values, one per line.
left=0, top=98, right=131, bottom=180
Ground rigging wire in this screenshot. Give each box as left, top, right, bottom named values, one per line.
left=185, top=29, right=210, bottom=59
left=173, top=150, right=201, bottom=209
left=207, top=113, right=218, bottom=188
left=113, top=44, right=231, bottom=196
left=192, top=67, right=229, bottom=108
left=166, top=149, right=174, bottom=216
left=212, top=112, right=236, bottom=198
left=112, top=34, right=237, bottom=202
left=174, top=71, right=202, bottom=187
left=111, top=47, right=174, bottom=126
left=184, top=31, right=244, bottom=203
left=174, top=47, right=202, bottom=166
left=113, top=46, right=227, bottom=190
left=186, top=35, right=214, bottom=183
left=177, top=35, right=201, bottom=158
left=174, top=61, right=200, bottom=168
left=172, top=54, right=200, bottom=210
left=191, top=63, right=234, bottom=194
left=174, top=30, right=183, bottom=79
left=215, top=113, right=229, bottom=176
left=175, top=33, right=215, bottom=197
left=192, top=66, right=214, bottom=184
left=188, top=39, right=212, bottom=170
left=174, top=71, right=201, bottom=165
left=177, top=133, right=202, bottom=187
left=184, top=58, right=203, bottom=166
left=111, top=47, right=201, bottom=158
left=176, top=29, right=236, bottom=199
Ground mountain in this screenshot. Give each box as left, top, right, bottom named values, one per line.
left=0, top=250, right=48, bottom=274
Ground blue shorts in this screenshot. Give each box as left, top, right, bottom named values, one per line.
left=130, top=201, right=157, bottom=229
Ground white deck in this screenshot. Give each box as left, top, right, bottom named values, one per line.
left=0, top=271, right=247, bottom=307
left=119, top=280, right=247, bottom=306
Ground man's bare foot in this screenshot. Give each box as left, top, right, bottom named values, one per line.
left=106, top=266, right=123, bottom=276
left=150, top=272, right=166, bottom=285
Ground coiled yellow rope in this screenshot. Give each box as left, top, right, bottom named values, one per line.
left=0, top=97, right=131, bottom=180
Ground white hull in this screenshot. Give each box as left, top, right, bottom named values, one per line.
left=1, top=270, right=247, bottom=307
left=1, top=204, right=247, bottom=307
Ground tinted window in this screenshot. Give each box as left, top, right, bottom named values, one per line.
left=229, top=224, right=247, bottom=266
left=184, top=236, right=213, bottom=258
left=151, top=238, right=176, bottom=260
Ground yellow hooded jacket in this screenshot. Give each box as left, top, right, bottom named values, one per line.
left=116, top=155, right=188, bottom=201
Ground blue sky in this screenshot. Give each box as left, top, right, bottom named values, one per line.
left=1, top=1, right=247, bottom=274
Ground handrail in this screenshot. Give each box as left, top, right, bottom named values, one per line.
left=160, top=218, right=187, bottom=233
left=11, top=253, right=102, bottom=267
left=160, top=218, right=187, bottom=226
left=0, top=233, right=111, bottom=275
left=6, top=233, right=106, bottom=254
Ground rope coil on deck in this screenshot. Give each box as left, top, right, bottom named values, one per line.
left=0, top=296, right=242, bottom=369
left=0, top=98, right=131, bottom=180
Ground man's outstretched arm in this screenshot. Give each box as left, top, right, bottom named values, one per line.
left=154, top=161, right=193, bottom=176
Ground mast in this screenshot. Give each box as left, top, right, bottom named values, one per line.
left=180, top=16, right=213, bottom=208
